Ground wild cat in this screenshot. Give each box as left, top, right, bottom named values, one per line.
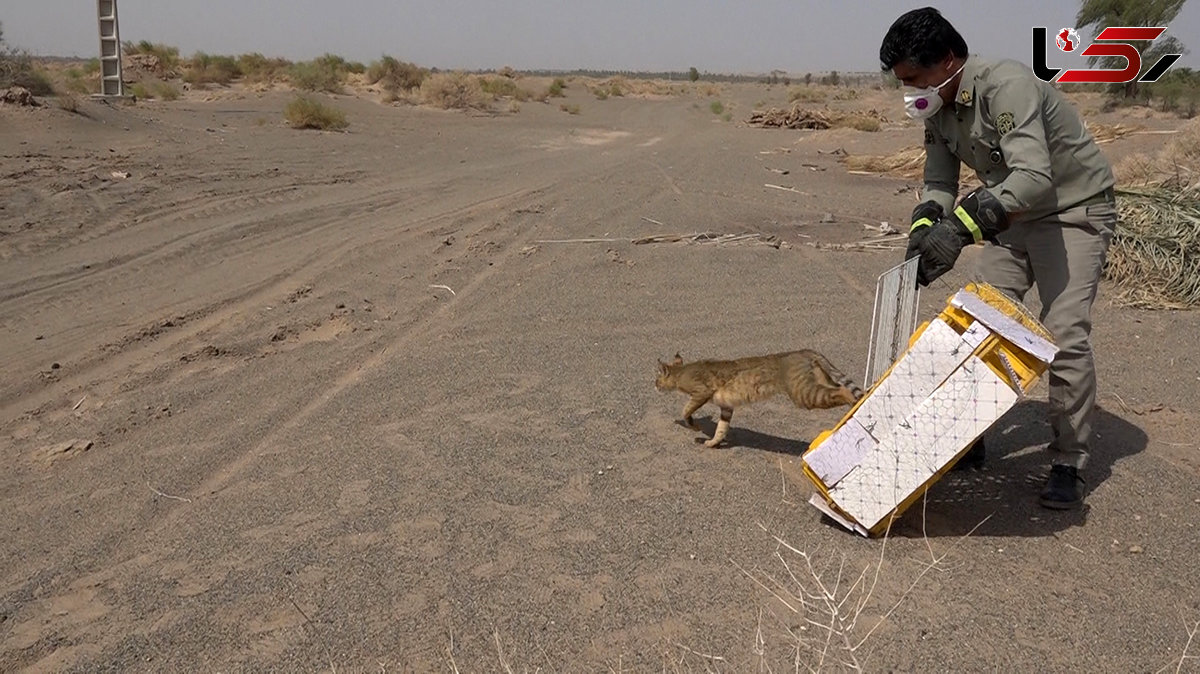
left=654, top=349, right=864, bottom=447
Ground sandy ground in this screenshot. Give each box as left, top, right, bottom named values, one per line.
left=2, top=80, right=1199, bottom=672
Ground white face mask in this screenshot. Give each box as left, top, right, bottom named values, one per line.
left=902, top=62, right=965, bottom=120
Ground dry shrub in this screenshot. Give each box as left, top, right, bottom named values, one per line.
left=479, top=75, right=520, bottom=99
left=1104, top=118, right=1200, bottom=309
left=419, top=71, right=492, bottom=111
left=237, top=52, right=291, bottom=83
left=122, top=41, right=180, bottom=73
left=153, top=81, right=181, bottom=100
left=749, top=105, right=888, bottom=133
left=611, top=76, right=673, bottom=97
left=184, top=52, right=240, bottom=85
left=1163, top=117, right=1200, bottom=168
left=1113, top=117, right=1200, bottom=188
left=0, top=56, right=54, bottom=95
left=56, top=65, right=98, bottom=95
left=290, top=56, right=346, bottom=93
left=57, top=93, right=80, bottom=114
left=284, top=95, right=348, bottom=130
left=366, top=56, right=426, bottom=94
left=835, top=114, right=881, bottom=132
left=789, top=86, right=827, bottom=103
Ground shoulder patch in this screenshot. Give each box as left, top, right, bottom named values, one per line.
left=924, top=129, right=935, bottom=145
left=996, top=111, right=1015, bottom=135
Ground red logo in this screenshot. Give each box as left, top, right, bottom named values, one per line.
left=1056, top=28, right=1080, bottom=52
left=1033, top=26, right=1182, bottom=84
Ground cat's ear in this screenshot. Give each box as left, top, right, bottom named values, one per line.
left=672, top=352, right=683, bottom=366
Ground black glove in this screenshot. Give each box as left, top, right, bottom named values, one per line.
left=905, top=200, right=943, bottom=264
left=913, top=187, right=1011, bottom=286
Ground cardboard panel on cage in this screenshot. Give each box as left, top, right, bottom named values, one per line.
left=802, top=283, right=1059, bottom=537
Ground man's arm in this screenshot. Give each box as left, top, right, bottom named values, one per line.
left=986, top=72, right=1054, bottom=215
left=922, top=124, right=960, bottom=214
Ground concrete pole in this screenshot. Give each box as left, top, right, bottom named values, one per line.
left=97, top=0, right=124, bottom=97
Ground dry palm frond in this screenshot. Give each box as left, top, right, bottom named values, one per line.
left=747, top=104, right=890, bottom=131
left=1106, top=187, right=1200, bottom=309
left=1085, top=121, right=1144, bottom=144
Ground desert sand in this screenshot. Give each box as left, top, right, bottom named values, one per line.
left=2, top=75, right=1198, bottom=672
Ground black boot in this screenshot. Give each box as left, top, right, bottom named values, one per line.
left=951, top=437, right=986, bottom=471
left=1039, top=465, right=1086, bottom=510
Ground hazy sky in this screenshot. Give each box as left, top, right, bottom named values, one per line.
left=5, top=1, right=1200, bottom=73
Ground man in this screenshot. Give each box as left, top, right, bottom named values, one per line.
left=879, top=7, right=1119, bottom=510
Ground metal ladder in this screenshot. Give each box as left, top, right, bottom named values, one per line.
left=96, top=0, right=124, bottom=97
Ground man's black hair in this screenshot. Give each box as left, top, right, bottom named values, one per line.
left=879, top=7, right=969, bottom=71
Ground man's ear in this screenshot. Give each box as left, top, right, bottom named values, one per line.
left=672, top=352, right=683, bottom=366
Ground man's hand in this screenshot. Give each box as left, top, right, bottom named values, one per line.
left=905, top=200, right=943, bottom=265
left=915, top=216, right=975, bottom=285
left=910, top=188, right=1012, bottom=286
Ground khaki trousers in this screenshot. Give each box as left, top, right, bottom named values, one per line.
left=976, top=201, right=1118, bottom=470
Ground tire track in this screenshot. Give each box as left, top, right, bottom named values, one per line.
left=0, top=183, right=552, bottom=426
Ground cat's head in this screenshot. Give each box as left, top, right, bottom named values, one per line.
left=654, top=353, right=684, bottom=391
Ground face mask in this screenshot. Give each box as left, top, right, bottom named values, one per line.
left=902, top=62, right=966, bottom=119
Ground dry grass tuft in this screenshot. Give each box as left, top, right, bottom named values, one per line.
left=284, top=95, right=348, bottom=130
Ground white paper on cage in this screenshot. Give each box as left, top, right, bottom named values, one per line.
left=828, top=355, right=1020, bottom=532
left=808, top=493, right=870, bottom=537
left=850, top=317, right=977, bottom=440
left=802, top=417, right=875, bottom=486
left=950, top=290, right=1058, bottom=363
